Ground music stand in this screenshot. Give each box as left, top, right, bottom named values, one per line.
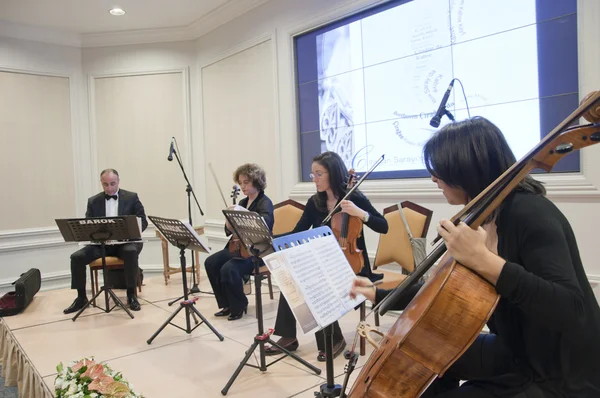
left=55, top=216, right=141, bottom=321
left=146, top=216, right=224, bottom=344
left=220, top=210, right=321, bottom=396
left=272, top=226, right=345, bottom=398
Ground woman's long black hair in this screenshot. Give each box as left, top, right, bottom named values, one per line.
left=423, top=116, right=545, bottom=204
left=312, top=151, right=365, bottom=212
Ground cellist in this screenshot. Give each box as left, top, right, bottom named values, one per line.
left=265, top=151, right=389, bottom=361
left=204, top=163, right=274, bottom=321
left=351, top=117, right=600, bottom=397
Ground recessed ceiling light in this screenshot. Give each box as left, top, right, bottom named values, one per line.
left=109, top=8, right=126, bottom=16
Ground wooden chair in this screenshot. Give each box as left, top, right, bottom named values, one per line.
left=370, top=201, right=433, bottom=325
left=244, top=200, right=306, bottom=303
left=156, top=226, right=203, bottom=285
left=89, top=257, right=142, bottom=307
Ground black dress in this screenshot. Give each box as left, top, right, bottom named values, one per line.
left=273, top=192, right=388, bottom=351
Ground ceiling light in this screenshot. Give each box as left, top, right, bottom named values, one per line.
left=109, top=8, right=126, bottom=16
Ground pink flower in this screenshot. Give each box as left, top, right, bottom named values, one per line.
left=81, top=363, right=105, bottom=379
left=71, top=359, right=96, bottom=373
left=88, top=373, right=115, bottom=393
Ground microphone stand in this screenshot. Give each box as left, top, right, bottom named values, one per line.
left=169, top=143, right=208, bottom=298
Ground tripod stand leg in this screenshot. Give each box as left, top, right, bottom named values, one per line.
left=168, top=295, right=184, bottom=306
left=106, top=288, right=134, bottom=319
left=191, top=305, right=224, bottom=341
left=147, top=304, right=185, bottom=344
left=266, top=338, right=321, bottom=374
left=221, top=340, right=260, bottom=396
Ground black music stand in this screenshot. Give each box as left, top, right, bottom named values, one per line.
left=146, top=216, right=224, bottom=344
left=55, top=216, right=141, bottom=321
left=220, top=210, right=321, bottom=396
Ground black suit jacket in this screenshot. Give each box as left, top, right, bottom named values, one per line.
left=86, top=189, right=148, bottom=232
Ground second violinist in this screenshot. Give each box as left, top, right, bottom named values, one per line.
left=264, top=151, right=388, bottom=360
left=204, top=163, right=274, bottom=321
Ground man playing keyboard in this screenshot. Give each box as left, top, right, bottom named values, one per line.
left=63, top=169, right=148, bottom=314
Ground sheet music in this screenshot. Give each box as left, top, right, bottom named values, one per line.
left=310, top=235, right=365, bottom=311
left=264, top=255, right=319, bottom=333
left=263, top=234, right=365, bottom=334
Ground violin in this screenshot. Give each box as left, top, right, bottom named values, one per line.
left=330, top=169, right=364, bottom=274
left=207, top=163, right=252, bottom=259
left=345, top=91, right=600, bottom=397
left=227, top=185, right=252, bottom=259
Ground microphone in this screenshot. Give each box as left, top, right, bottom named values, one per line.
left=167, top=137, right=175, bottom=161
left=429, top=79, right=455, bottom=128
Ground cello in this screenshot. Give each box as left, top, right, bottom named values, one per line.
left=344, top=91, right=600, bottom=397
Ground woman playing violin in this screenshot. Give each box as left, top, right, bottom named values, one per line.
left=204, top=163, right=274, bottom=321
left=352, top=117, right=600, bottom=397
left=265, top=151, right=388, bottom=361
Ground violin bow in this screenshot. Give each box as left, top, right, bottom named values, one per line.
left=322, top=154, right=385, bottom=225
left=208, top=162, right=229, bottom=208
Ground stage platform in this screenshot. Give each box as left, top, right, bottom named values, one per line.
left=0, top=271, right=397, bottom=398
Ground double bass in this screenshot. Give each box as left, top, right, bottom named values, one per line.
left=344, top=91, right=600, bottom=397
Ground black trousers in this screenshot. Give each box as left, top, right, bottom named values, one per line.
left=204, top=249, right=255, bottom=314
left=422, top=334, right=546, bottom=398
left=274, top=292, right=345, bottom=351
left=70, top=243, right=142, bottom=291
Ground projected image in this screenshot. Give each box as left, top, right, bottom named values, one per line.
left=317, top=24, right=364, bottom=167
left=296, top=0, right=579, bottom=179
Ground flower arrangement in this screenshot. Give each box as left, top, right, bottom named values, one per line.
left=54, top=358, right=143, bottom=398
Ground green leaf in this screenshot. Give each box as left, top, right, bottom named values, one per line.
left=56, top=362, right=63, bottom=373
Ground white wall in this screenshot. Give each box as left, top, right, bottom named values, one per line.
left=0, top=37, right=89, bottom=292
left=81, top=41, right=205, bottom=277
left=0, top=38, right=205, bottom=293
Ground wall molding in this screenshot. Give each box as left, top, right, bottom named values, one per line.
left=0, top=265, right=167, bottom=294
left=87, top=67, right=193, bottom=188
left=197, top=30, right=280, bottom=211
left=0, top=65, right=86, bottom=219
left=289, top=173, right=600, bottom=202
left=0, top=226, right=163, bottom=254
left=0, top=0, right=271, bottom=49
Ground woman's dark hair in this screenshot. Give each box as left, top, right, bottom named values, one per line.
left=423, top=116, right=545, bottom=204
left=312, top=151, right=364, bottom=211
left=233, top=163, right=267, bottom=191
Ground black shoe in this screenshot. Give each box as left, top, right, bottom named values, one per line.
left=63, top=297, right=88, bottom=314
left=214, top=308, right=231, bottom=317
left=317, top=339, right=347, bottom=362
left=127, top=295, right=141, bottom=311
left=227, top=306, right=248, bottom=321
left=265, top=339, right=299, bottom=356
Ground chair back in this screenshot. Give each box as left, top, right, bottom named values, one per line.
left=273, top=199, right=305, bottom=235
left=373, top=201, right=432, bottom=272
